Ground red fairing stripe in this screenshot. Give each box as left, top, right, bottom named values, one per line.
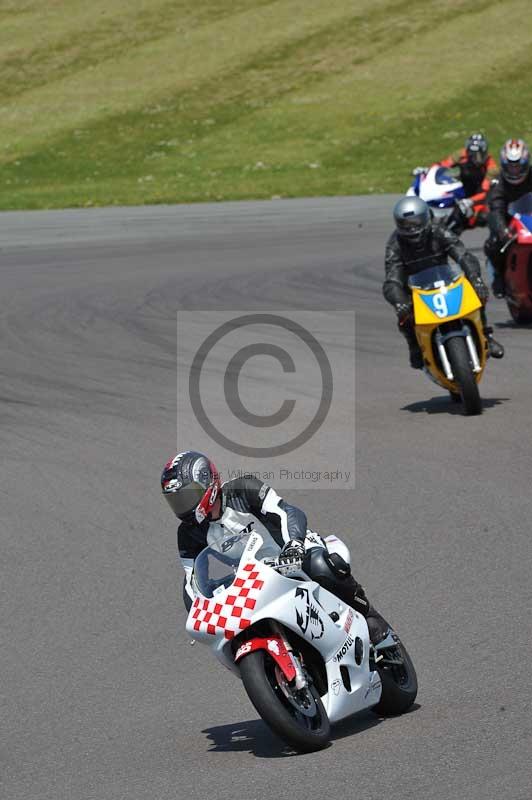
left=195, top=460, right=222, bottom=522
left=234, top=636, right=297, bottom=682
left=510, top=216, right=532, bottom=242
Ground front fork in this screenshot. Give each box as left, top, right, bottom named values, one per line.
left=270, top=621, right=308, bottom=690
left=435, top=323, right=482, bottom=381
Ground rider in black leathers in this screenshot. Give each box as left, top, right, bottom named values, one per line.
left=484, top=138, right=532, bottom=297
left=161, top=450, right=389, bottom=644
left=384, top=196, right=504, bottom=367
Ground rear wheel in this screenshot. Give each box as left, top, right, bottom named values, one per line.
left=508, top=299, right=532, bottom=324
left=445, top=335, right=482, bottom=416
left=239, top=650, right=330, bottom=752
left=372, top=639, right=418, bottom=716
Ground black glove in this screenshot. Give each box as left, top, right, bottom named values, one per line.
left=471, top=276, right=489, bottom=304
left=279, top=539, right=305, bottom=563
left=395, top=301, right=413, bottom=325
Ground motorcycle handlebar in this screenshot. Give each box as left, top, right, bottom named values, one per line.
left=500, top=234, right=518, bottom=254
left=263, top=556, right=304, bottom=575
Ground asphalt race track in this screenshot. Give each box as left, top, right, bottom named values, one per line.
left=2, top=198, right=531, bottom=800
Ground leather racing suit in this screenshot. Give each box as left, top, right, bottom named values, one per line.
left=383, top=221, right=499, bottom=363
left=383, top=221, right=483, bottom=306
left=178, top=476, right=387, bottom=642
left=484, top=170, right=532, bottom=280
left=439, top=149, right=498, bottom=228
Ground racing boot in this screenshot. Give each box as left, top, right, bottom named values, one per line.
left=479, top=308, right=504, bottom=359
left=485, top=326, right=505, bottom=359
left=366, top=607, right=392, bottom=646
left=400, top=325, right=423, bottom=370
left=352, top=585, right=391, bottom=646
left=491, top=272, right=506, bottom=298
left=408, top=344, right=424, bottom=370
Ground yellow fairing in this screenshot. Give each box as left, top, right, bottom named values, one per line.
left=412, top=276, right=487, bottom=392
left=412, top=274, right=481, bottom=324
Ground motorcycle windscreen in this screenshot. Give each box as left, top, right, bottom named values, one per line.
left=194, top=546, right=242, bottom=598
left=508, top=192, right=532, bottom=232
left=194, top=530, right=280, bottom=597
left=509, top=192, right=532, bottom=216
left=434, top=166, right=461, bottom=184
left=408, top=263, right=462, bottom=290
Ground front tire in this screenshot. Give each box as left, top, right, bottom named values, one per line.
left=445, top=335, right=482, bottom=416
left=239, top=650, right=330, bottom=752
left=373, top=640, right=418, bottom=716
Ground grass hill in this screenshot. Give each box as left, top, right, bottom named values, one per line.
left=1, top=0, right=532, bottom=209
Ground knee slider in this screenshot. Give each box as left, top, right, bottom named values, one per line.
left=302, top=547, right=356, bottom=606
left=327, top=552, right=351, bottom=578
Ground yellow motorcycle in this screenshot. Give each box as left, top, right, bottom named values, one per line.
left=408, top=264, right=488, bottom=415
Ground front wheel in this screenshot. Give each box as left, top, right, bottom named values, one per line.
left=445, top=335, right=482, bottom=416
left=239, top=650, right=330, bottom=752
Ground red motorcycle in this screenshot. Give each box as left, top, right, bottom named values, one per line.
left=502, top=192, right=532, bottom=323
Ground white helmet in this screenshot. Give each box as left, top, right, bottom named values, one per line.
left=500, top=138, right=530, bottom=185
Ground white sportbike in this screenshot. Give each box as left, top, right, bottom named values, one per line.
left=186, top=525, right=417, bottom=752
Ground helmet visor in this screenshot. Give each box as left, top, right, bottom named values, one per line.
left=504, top=160, right=528, bottom=183
left=468, top=147, right=485, bottom=166
left=163, top=481, right=206, bottom=518
left=397, top=217, right=427, bottom=238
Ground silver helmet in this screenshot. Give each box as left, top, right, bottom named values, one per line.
left=393, top=196, right=430, bottom=243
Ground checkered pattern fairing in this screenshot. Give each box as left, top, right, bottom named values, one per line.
left=191, top=563, right=265, bottom=639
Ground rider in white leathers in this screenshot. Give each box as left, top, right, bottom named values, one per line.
left=161, top=450, right=390, bottom=645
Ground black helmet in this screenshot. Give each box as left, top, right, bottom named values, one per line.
left=500, top=138, right=530, bottom=185
left=393, top=196, right=431, bottom=243
left=161, top=450, right=221, bottom=522
left=465, top=133, right=488, bottom=167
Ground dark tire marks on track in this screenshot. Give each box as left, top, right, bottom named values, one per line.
left=1, top=198, right=531, bottom=800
